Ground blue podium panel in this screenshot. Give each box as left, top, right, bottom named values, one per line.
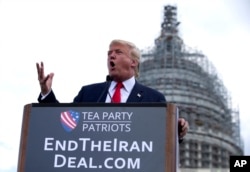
left=18, top=103, right=178, bottom=172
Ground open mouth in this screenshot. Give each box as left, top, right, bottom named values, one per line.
left=110, top=61, right=115, bottom=67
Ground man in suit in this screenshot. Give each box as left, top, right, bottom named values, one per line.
left=36, top=39, right=188, bottom=140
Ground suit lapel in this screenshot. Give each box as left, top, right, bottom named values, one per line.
left=99, top=91, right=108, bottom=102
left=127, top=82, right=144, bottom=102
left=97, top=82, right=110, bottom=102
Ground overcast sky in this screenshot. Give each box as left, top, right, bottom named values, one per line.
left=0, top=0, right=249, bottom=171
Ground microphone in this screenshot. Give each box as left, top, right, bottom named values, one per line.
left=106, top=75, right=113, bottom=82
left=97, top=75, right=113, bottom=102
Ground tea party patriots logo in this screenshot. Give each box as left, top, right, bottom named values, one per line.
left=60, top=110, right=80, bottom=132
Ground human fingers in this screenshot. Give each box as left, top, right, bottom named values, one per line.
left=36, top=62, right=45, bottom=81
left=40, top=73, right=54, bottom=95
left=179, top=119, right=189, bottom=138
left=178, top=118, right=185, bottom=127
left=44, top=73, right=54, bottom=83
left=182, top=121, right=189, bottom=133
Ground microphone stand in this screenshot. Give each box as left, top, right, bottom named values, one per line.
left=97, top=75, right=113, bottom=102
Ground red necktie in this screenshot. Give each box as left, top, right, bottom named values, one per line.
left=112, top=82, right=123, bottom=103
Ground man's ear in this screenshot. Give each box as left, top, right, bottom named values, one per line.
left=131, top=59, right=138, bottom=67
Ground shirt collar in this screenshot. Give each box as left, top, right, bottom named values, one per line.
left=110, top=76, right=135, bottom=92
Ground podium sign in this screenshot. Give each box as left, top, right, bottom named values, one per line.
left=18, top=103, right=178, bottom=172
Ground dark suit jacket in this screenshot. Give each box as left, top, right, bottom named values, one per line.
left=37, top=81, right=186, bottom=143
left=38, top=81, right=166, bottom=103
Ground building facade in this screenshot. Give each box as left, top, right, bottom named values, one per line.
left=138, top=5, right=243, bottom=169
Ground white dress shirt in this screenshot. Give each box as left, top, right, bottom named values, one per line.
left=105, top=76, right=135, bottom=103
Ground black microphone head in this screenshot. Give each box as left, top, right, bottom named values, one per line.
left=106, top=75, right=113, bottom=81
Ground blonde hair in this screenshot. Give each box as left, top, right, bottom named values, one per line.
left=110, top=39, right=141, bottom=77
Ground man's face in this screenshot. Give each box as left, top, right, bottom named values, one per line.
left=107, top=43, right=136, bottom=81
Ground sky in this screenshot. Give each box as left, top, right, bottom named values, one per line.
left=0, top=0, right=249, bottom=171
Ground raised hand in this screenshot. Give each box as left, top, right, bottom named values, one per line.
left=36, top=62, right=54, bottom=95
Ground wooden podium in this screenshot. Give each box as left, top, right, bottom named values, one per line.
left=18, top=103, right=179, bottom=172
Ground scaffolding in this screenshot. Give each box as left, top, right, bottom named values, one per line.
left=138, top=5, right=243, bottom=169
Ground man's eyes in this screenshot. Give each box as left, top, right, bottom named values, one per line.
left=115, top=50, right=123, bottom=54
left=108, top=50, right=123, bottom=55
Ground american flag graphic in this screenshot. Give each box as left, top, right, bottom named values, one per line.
left=60, top=110, right=80, bottom=132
